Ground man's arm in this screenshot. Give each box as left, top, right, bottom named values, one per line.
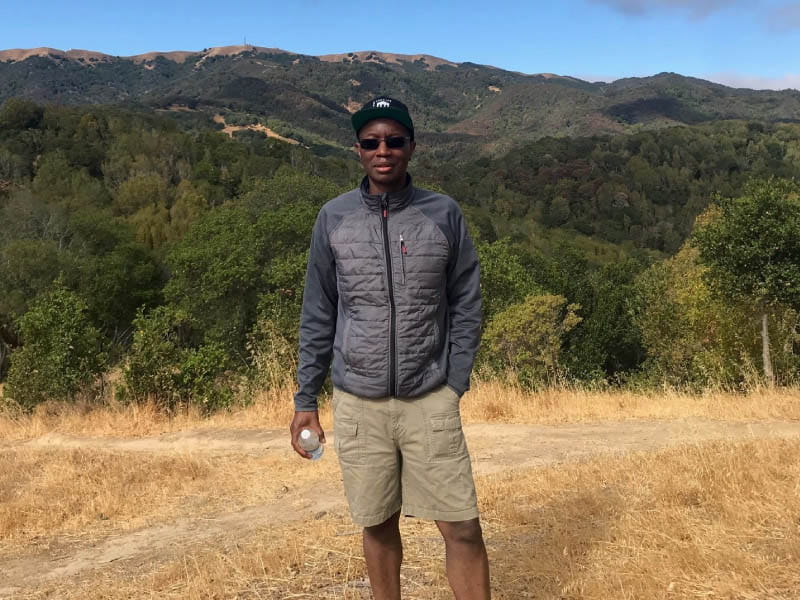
left=445, top=207, right=482, bottom=396
left=294, top=209, right=338, bottom=410
left=291, top=210, right=337, bottom=457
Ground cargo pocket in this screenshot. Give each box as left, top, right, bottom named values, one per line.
left=335, top=418, right=363, bottom=465
left=427, top=411, right=465, bottom=462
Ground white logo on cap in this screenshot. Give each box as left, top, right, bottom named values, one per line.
left=374, top=99, right=391, bottom=108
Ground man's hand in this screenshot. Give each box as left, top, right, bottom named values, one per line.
left=290, top=410, right=326, bottom=459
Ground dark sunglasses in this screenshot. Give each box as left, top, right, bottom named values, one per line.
left=358, top=136, right=411, bottom=150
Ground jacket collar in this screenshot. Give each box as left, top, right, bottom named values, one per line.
left=359, top=175, right=415, bottom=213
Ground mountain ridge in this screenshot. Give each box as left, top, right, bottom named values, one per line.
left=1, top=45, right=799, bottom=156
left=0, top=45, right=776, bottom=90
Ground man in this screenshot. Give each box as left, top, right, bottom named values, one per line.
left=290, top=97, right=489, bottom=599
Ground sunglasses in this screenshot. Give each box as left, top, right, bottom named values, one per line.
left=357, top=136, right=411, bottom=150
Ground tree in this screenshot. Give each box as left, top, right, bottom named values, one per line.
left=565, top=259, right=646, bottom=380
left=693, top=178, right=800, bottom=385
left=0, top=319, right=14, bottom=379
left=0, top=98, right=43, bottom=131
left=164, top=206, right=263, bottom=352
left=631, top=245, right=759, bottom=386
left=0, top=239, right=72, bottom=320
left=476, top=238, right=541, bottom=322
left=482, top=294, right=581, bottom=386
left=3, top=282, right=105, bottom=409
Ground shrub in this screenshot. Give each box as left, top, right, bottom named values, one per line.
left=121, top=306, right=233, bottom=411
left=4, top=283, right=105, bottom=409
left=482, top=294, right=581, bottom=387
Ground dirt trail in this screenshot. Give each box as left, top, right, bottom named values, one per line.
left=2, top=417, right=800, bottom=596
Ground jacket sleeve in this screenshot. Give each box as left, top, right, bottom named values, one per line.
left=293, top=209, right=338, bottom=411
left=445, top=207, right=482, bottom=396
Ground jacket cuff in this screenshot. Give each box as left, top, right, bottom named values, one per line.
left=293, top=392, right=319, bottom=411
left=447, top=380, right=467, bottom=397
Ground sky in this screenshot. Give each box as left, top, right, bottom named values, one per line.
left=2, top=0, right=799, bottom=90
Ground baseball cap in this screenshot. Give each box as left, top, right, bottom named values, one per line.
left=351, top=97, right=415, bottom=139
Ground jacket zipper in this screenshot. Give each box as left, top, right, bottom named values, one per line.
left=381, top=196, right=397, bottom=397
left=399, top=234, right=407, bottom=285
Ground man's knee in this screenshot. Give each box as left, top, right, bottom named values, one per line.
left=364, top=511, right=401, bottom=541
left=436, top=518, right=485, bottom=546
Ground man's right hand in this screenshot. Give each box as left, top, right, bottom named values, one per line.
left=290, top=410, right=326, bottom=459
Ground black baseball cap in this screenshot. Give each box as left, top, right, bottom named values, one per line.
left=351, top=97, right=414, bottom=139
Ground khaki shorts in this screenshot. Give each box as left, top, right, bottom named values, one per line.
left=332, top=385, right=479, bottom=527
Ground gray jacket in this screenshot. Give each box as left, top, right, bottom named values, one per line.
left=293, top=176, right=481, bottom=411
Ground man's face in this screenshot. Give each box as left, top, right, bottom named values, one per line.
left=356, top=118, right=416, bottom=194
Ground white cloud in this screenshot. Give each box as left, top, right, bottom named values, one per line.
left=766, top=2, right=800, bottom=31
left=705, top=72, right=800, bottom=90
left=589, top=0, right=739, bottom=18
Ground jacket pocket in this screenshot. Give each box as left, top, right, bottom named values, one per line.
left=342, top=318, right=353, bottom=366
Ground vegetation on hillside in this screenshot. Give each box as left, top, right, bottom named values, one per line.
left=1, top=98, right=799, bottom=410
left=3, top=49, right=800, bottom=156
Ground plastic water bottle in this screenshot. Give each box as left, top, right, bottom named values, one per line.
left=299, top=428, right=324, bottom=460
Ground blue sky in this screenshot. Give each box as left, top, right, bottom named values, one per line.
left=2, top=0, right=799, bottom=89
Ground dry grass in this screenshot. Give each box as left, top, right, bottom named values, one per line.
left=0, top=384, right=333, bottom=442
left=460, top=378, right=800, bottom=424
left=18, top=438, right=800, bottom=599
left=3, top=379, right=799, bottom=443
left=0, top=445, right=337, bottom=557
left=480, top=438, right=800, bottom=599
left=4, top=380, right=800, bottom=597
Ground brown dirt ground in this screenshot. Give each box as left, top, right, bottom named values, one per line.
left=1, top=418, right=799, bottom=597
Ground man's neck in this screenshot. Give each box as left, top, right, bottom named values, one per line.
left=369, top=180, right=406, bottom=196
left=368, top=177, right=408, bottom=196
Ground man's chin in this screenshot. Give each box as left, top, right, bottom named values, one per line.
left=369, top=173, right=406, bottom=190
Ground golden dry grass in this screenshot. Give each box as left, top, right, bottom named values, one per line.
left=3, top=379, right=799, bottom=443
left=16, top=438, right=800, bottom=599
left=0, top=384, right=332, bottom=442
left=0, top=445, right=337, bottom=558
left=3, top=381, right=800, bottom=598
left=460, top=379, right=800, bottom=424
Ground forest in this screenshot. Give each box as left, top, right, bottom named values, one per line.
left=1, top=97, right=799, bottom=411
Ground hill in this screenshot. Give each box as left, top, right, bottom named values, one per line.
left=1, top=45, right=799, bottom=156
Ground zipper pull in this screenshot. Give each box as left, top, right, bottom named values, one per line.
left=381, top=195, right=388, bottom=219
left=400, top=234, right=407, bottom=255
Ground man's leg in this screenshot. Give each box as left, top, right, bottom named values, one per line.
left=436, top=518, right=490, bottom=600
left=363, top=510, right=402, bottom=600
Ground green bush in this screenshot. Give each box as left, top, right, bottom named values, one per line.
left=121, top=306, right=233, bottom=411
left=630, top=243, right=798, bottom=388
left=4, top=283, right=105, bottom=409
left=481, top=294, right=581, bottom=388
left=477, top=238, right=542, bottom=322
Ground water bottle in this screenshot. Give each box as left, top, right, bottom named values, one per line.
left=298, top=428, right=324, bottom=460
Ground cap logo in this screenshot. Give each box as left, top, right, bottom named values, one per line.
left=374, top=99, right=391, bottom=108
